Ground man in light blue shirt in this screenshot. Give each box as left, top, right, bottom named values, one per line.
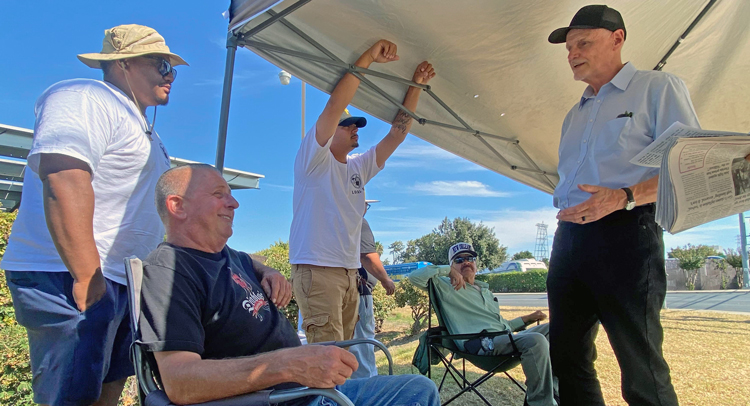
left=546, top=5, right=698, bottom=406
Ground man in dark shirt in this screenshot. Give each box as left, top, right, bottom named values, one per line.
left=139, top=163, right=439, bottom=406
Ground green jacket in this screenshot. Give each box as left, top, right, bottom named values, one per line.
left=408, top=265, right=525, bottom=351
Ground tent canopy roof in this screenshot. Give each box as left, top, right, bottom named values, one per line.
left=227, top=0, right=750, bottom=194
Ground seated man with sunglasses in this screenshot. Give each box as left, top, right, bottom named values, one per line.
left=409, top=243, right=556, bottom=406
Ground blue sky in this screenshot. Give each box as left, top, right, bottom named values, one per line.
left=0, top=1, right=743, bottom=261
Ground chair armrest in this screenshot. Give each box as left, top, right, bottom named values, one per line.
left=430, top=330, right=512, bottom=341
left=313, top=338, right=394, bottom=375
left=145, top=387, right=354, bottom=406
left=428, top=329, right=520, bottom=354
left=270, top=387, right=355, bottom=406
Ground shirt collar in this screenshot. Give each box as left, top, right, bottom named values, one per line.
left=475, top=280, right=489, bottom=289
left=578, top=62, right=637, bottom=108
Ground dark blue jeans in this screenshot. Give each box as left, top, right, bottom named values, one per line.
left=547, top=206, right=678, bottom=406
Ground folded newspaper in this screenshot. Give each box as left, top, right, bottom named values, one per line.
left=630, top=122, right=750, bottom=234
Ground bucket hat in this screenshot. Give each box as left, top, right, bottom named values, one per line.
left=78, top=24, right=188, bottom=68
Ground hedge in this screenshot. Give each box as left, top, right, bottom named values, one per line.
left=476, top=269, right=548, bottom=293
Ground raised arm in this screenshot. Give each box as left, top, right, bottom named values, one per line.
left=375, top=61, right=436, bottom=167
left=315, top=40, right=399, bottom=147
left=154, top=345, right=359, bottom=405
left=408, top=264, right=448, bottom=290
left=39, top=153, right=106, bottom=312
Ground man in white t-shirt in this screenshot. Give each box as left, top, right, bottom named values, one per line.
left=2, top=24, right=187, bottom=406
left=289, top=39, right=435, bottom=344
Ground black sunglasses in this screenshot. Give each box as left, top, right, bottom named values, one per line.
left=144, top=55, right=176, bottom=79
left=453, top=256, right=477, bottom=264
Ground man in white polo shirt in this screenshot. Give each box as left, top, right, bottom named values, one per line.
left=289, top=39, right=435, bottom=343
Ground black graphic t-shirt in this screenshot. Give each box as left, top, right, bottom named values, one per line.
left=140, top=243, right=301, bottom=360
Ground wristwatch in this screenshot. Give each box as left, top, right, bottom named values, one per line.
left=622, top=187, right=636, bottom=210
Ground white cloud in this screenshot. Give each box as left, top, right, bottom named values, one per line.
left=389, top=142, right=487, bottom=172
left=369, top=206, right=406, bottom=212
left=412, top=180, right=511, bottom=197
left=261, top=183, right=293, bottom=192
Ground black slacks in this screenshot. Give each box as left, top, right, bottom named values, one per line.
left=547, top=205, right=678, bottom=406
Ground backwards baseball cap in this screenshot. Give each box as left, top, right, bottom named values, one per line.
left=548, top=5, right=626, bottom=44
left=448, top=242, right=478, bottom=264
left=78, top=24, right=188, bottom=69
left=339, top=108, right=367, bottom=128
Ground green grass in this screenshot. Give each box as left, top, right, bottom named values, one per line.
left=375, top=306, right=750, bottom=406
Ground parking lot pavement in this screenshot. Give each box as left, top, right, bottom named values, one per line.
left=494, top=290, right=750, bottom=314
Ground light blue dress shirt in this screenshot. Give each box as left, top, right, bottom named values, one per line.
left=553, top=62, right=700, bottom=209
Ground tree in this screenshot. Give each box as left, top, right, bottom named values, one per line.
left=401, top=217, right=507, bottom=270
left=511, top=250, right=534, bottom=260
left=669, top=244, right=720, bottom=290
left=724, top=248, right=745, bottom=288
left=374, top=241, right=384, bottom=256
left=388, top=241, right=405, bottom=264
left=394, top=278, right=429, bottom=336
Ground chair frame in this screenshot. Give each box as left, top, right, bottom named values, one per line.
left=125, top=256, right=393, bottom=406
left=425, top=279, right=525, bottom=406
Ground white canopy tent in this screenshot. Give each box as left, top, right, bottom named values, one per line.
left=216, top=0, right=750, bottom=194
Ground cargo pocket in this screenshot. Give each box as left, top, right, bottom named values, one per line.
left=303, top=314, right=333, bottom=343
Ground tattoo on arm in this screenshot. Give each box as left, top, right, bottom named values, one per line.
left=392, top=110, right=412, bottom=135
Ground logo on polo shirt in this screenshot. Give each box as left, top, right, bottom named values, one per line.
left=231, top=272, right=270, bottom=321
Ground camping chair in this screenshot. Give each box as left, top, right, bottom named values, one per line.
left=425, top=279, right=525, bottom=406
left=125, top=256, right=393, bottom=406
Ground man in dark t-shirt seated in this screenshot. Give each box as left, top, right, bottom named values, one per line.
left=139, top=163, right=439, bottom=406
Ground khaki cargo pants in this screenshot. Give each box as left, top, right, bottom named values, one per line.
left=291, top=264, right=359, bottom=343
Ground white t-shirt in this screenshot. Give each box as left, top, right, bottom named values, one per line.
left=289, top=125, right=383, bottom=269
left=1, top=79, right=172, bottom=285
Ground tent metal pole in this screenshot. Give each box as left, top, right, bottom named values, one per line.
left=239, top=0, right=312, bottom=39
left=242, top=40, right=430, bottom=90
left=421, top=119, right=515, bottom=143
left=424, top=88, right=473, bottom=130
left=513, top=145, right=559, bottom=189
left=242, top=40, right=350, bottom=68
left=350, top=72, right=420, bottom=121
left=473, top=135, right=514, bottom=169
left=215, top=33, right=239, bottom=173
left=654, top=0, right=718, bottom=71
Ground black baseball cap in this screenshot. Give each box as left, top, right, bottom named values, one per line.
left=548, top=5, right=626, bottom=44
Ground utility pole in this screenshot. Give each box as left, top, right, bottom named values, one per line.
left=739, top=213, right=750, bottom=288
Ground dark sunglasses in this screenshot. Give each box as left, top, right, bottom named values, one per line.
left=144, top=55, right=177, bottom=79
left=366, top=203, right=372, bottom=211
left=453, top=256, right=477, bottom=264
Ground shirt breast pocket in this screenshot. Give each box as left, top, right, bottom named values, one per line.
left=594, top=117, right=632, bottom=153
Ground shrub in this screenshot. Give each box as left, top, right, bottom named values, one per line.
left=476, top=270, right=548, bottom=293
left=371, top=284, right=396, bottom=333
left=0, top=268, right=34, bottom=405
left=394, top=278, right=429, bottom=336
left=253, top=241, right=298, bottom=327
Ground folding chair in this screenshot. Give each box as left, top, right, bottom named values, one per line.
left=425, top=279, right=525, bottom=406
left=125, top=256, right=393, bottom=406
